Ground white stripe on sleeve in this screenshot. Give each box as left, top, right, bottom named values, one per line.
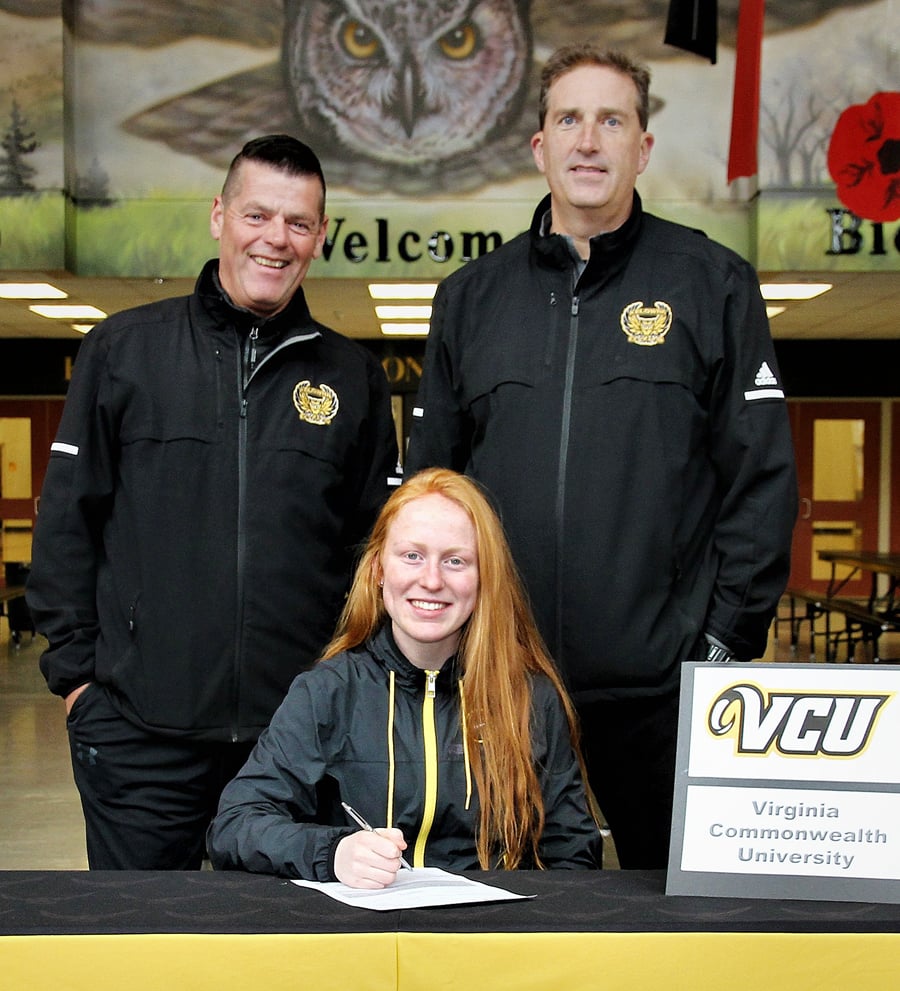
left=744, top=389, right=785, bottom=401
left=50, top=442, right=80, bottom=456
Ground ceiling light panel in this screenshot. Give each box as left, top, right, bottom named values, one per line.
left=380, top=323, right=430, bottom=336
left=368, top=283, right=438, bottom=300
left=29, top=304, right=108, bottom=320
left=0, top=283, right=68, bottom=299
left=374, top=304, right=433, bottom=320
left=760, top=283, right=832, bottom=301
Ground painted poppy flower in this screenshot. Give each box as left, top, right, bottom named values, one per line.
left=827, top=92, right=900, bottom=223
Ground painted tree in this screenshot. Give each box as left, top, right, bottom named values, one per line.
left=0, top=99, right=39, bottom=196
left=75, top=156, right=114, bottom=207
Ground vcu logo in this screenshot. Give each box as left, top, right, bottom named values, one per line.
left=708, top=683, right=892, bottom=757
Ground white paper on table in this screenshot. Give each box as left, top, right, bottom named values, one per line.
left=291, top=866, right=534, bottom=911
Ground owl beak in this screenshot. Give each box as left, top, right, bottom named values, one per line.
left=389, top=54, right=421, bottom=138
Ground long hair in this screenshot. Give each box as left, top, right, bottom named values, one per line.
left=322, top=468, right=591, bottom=869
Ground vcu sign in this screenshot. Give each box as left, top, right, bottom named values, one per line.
left=708, top=683, right=892, bottom=758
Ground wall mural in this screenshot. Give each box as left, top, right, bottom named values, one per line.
left=828, top=91, right=900, bottom=223
left=0, top=1, right=895, bottom=274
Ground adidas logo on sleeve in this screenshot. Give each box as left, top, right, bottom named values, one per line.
left=744, top=362, right=785, bottom=400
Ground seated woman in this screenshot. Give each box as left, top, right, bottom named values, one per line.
left=207, top=468, right=602, bottom=886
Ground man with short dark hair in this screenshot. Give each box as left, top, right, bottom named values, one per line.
left=28, top=134, right=400, bottom=870
left=406, top=47, right=797, bottom=869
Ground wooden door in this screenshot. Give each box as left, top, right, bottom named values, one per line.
left=787, top=401, right=881, bottom=596
left=0, top=399, right=64, bottom=570
left=892, top=402, right=900, bottom=553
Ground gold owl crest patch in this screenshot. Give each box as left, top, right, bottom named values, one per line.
left=293, top=381, right=339, bottom=425
left=620, top=301, right=673, bottom=346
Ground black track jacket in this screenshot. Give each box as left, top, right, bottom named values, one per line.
left=406, top=194, right=797, bottom=701
left=28, top=260, right=399, bottom=740
left=207, top=625, right=602, bottom=877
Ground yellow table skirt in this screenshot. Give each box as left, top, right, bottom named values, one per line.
left=4, top=930, right=898, bottom=991
left=2, top=933, right=397, bottom=991
left=398, top=931, right=900, bottom=991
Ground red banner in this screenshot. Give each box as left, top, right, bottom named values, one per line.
left=727, top=0, right=765, bottom=182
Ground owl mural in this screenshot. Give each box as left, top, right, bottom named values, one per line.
left=127, top=0, right=540, bottom=194
left=6, top=0, right=882, bottom=194
left=283, top=1, right=533, bottom=167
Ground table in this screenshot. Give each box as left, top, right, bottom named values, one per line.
left=818, top=550, right=900, bottom=619
left=2, top=871, right=898, bottom=990
left=780, top=551, right=900, bottom=662
left=0, top=584, right=29, bottom=644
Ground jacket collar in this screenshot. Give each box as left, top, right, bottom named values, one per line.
left=194, top=258, right=316, bottom=341
left=368, top=623, right=462, bottom=692
left=530, top=190, right=644, bottom=278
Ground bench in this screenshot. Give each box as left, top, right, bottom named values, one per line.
left=0, top=585, right=32, bottom=646
left=779, top=587, right=898, bottom=663
left=778, top=588, right=826, bottom=660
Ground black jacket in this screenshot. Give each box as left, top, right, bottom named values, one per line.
left=406, top=194, right=797, bottom=700
left=207, top=625, right=602, bottom=878
left=28, top=260, right=399, bottom=740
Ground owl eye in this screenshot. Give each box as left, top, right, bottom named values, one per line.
left=340, top=20, right=381, bottom=60
left=438, top=23, right=479, bottom=60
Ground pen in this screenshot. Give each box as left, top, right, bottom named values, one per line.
left=341, top=801, right=413, bottom=870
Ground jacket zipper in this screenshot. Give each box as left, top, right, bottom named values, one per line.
left=244, top=325, right=259, bottom=388
left=554, top=295, right=580, bottom=662
left=413, top=669, right=440, bottom=867
left=227, top=325, right=321, bottom=740
left=230, top=326, right=259, bottom=741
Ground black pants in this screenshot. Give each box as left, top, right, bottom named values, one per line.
left=576, top=690, right=680, bottom=870
left=67, top=683, right=254, bottom=870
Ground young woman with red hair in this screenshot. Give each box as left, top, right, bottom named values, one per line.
left=208, top=468, right=601, bottom=886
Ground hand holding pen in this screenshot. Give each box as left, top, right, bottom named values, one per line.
left=333, top=802, right=412, bottom=888
left=341, top=802, right=413, bottom=870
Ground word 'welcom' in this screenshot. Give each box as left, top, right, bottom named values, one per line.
left=320, top=217, right=504, bottom=265
left=707, top=684, right=891, bottom=757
